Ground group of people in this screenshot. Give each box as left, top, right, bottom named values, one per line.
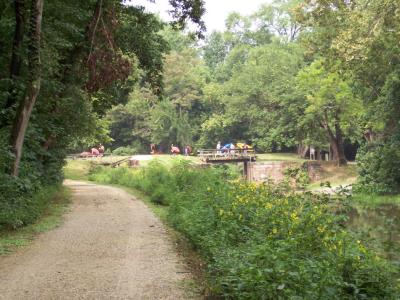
left=91, top=144, right=105, bottom=156
left=79, top=144, right=105, bottom=158
left=150, top=143, right=192, bottom=156
left=216, top=141, right=251, bottom=154
left=170, top=144, right=192, bottom=156
left=149, top=142, right=251, bottom=156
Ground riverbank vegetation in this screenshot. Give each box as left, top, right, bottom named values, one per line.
left=87, top=160, right=399, bottom=298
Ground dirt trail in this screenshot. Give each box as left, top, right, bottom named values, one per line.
left=0, top=180, right=191, bottom=300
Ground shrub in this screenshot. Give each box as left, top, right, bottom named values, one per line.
left=355, top=141, right=400, bottom=194
left=89, top=160, right=400, bottom=299
left=283, top=165, right=310, bottom=189
left=112, top=146, right=137, bottom=156
left=170, top=179, right=399, bottom=298
left=0, top=173, right=62, bottom=230
left=0, top=131, right=66, bottom=230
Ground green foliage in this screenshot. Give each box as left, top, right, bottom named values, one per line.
left=164, top=48, right=208, bottom=111
left=107, top=86, right=155, bottom=149
left=150, top=99, right=193, bottom=148
left=116, top=6, right=168, bottom=91
left=0, top=186, right=70, bottom=255
left=0, top=174, right=63, bottom=230
left=105, top=2, right=315, bottom=153
left=89, top=161, right=399, bottom=299
left=355, top=70, right=400, bottom=194
left=283, top=165, right=310, bottom=189
left=63, top=160, right=91, bottom=181
left=352, top=193, right=400, bottom=208
left=201, top=41, right=305, bottom=151
left=296, top=59, right=362, bottom=141
left=355, top=141, right=400, bottom=194
left=112, top=145, right=140, bottom=156
left=160, top=25, right=196, bottom=52
left=296, top=0, right=400, bottom=190
left=0, top=0, right=206, bottom=232
left=202, top=31, right=228, bottom=72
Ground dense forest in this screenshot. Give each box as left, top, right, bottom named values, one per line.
left=0, top=0, right=205, bottom=228
left=1, top=0, right=400, bottom=229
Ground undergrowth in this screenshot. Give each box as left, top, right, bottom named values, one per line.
left=89, top=160, right=400, bottom=299
left=0, top=186, right=70, bottom=255
left=0, top=173, right=66, bottom=230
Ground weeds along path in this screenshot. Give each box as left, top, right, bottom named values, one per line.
left=0, top=180, right=190, bottom=299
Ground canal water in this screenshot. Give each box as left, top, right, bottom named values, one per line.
left=347, top=204, right=400, bottom=264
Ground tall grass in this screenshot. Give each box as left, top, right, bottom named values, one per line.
left=89, top=160, right=399, bottom=299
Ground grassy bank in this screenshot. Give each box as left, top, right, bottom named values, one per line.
left=307, top=163, right=358, bottom=190
left=63, top=159, right=92, bottom=180
left=86, top=160, right=399, bottom=299
left=0, top=186, right=70, bottom=255
left=257, top=153, right=305, bottom=162
left=352, top=193, right=400, bottom=207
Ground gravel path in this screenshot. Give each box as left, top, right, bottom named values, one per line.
left=0, top=180, right=190, bottom=300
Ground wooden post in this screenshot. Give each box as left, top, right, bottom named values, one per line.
left=244, top=161, right=248, bottom=181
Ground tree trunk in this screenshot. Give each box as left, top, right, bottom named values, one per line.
left=297, top=143, right=309, bottom=158
left=364, top=128, right=375, bottom=143
left=9, top=0, right=44, bottom=177
left=334, top=122, right=347, bottom=165
left=327, top=123, right=347, bottom=166
left=0, top=0, right=26, bottom=128
left=316, top=149, right=321, bottom=160
left=321, top=113, right=347, bottom=166
left=5, top=0, right=26, bottom=108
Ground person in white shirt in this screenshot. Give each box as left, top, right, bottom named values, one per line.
left=216, top=141, right=221, bottom=155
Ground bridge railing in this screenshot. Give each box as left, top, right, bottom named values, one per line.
left=197, top=148, right=256, bottom=161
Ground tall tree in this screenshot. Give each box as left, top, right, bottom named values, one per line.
left=4, top=0, right=26, bottom=112
left=9, top=0, right=44, bottom=176
left=200, top=42, right=304, bottom=151
left=296, top=0, right=400, bottom=189
left=296, top=60, right=362, bottom=165
left=1, top=0, right=206, bottom=177
left=254, top=0, right=303, bottom=42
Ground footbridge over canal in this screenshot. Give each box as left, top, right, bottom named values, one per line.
left=198, top=149, right=256, bottom=180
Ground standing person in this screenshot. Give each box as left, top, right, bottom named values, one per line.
left=230, top=143, right=236, bottom=155
left=216, top=141, right=221, bottom=155
left=310, top=145, right=316, bottom=160
left=243, top=143, right=249, bottom=155
left=150, top=143, right=156, bottom=154
left=99, top=143, right=105, bottom=154
left=184, top=145, right=189, bottom=156
left=222, top=143, right=231, bottom=155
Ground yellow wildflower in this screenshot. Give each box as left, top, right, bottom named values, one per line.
left=265, top=203, right=273, bottom=210
left=290, top=212, right=298, bottom=220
